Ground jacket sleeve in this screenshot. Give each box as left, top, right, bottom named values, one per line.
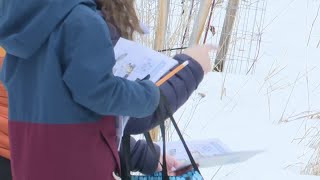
left=121, top=136, right=160, bottom=175
left=124, top=54, right=204, bottom=134
left=61, top=12, right=159, bottom=118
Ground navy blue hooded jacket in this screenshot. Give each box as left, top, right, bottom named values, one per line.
left=0, top=0, right=160, bottom=179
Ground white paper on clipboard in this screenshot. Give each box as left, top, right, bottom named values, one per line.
left=157, top=139, right=263, bottom=170
left=113, top=38, right=178, bottom=150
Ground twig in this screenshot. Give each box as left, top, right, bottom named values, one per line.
left=307, top=3, right=320, bottom=46
left=180, top=0, right=195, bottom=53
left=263, top=0, right=297, bottom=31
left=158, top=47, right=188, bottom=52
left=203, top=0, right=216, bottom=44
left=279, top=73, right=300, bottom=123
left=210, top=166, right=223, bottom=180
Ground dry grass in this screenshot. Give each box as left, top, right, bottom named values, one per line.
left=304, top=147, right=320, bottom=175
left=297, top=111, right=320, bottom=176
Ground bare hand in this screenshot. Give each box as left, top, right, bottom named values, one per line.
left=183, top=45, right=217, bottom=74
left=157, top=155, right=184, bottom=176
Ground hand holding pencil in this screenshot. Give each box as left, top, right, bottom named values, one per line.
left=156, top=44, right=216, bottom=86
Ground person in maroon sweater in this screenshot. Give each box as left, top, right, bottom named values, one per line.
left=0, top=1, right=213, bottom=179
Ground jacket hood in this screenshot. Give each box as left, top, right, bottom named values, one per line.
left=0, top=0, right=94, bottom=59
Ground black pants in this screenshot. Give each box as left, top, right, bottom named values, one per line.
left=0, top=156, right=12, bottom=180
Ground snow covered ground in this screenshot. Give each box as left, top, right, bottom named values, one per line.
left=175, top=68, right=319, bottom=179
left=169, top=0, right=320, bottom=179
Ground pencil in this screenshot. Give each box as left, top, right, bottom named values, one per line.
left=156, top=61, right=189, bottom=87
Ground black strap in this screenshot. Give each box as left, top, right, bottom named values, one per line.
left=162, top=94, right=201, bottom=174
left=118, top=74, right=155, bottom=179
left=159, top=121, right=170, bottom=180
left=145, top=90, right=201, bottom=177
left=120, top=135, right=131, bottom=180
left=167, top=111, right=200, bottom=173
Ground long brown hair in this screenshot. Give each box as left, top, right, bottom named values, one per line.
left=99, top=0, right=144, bottom=40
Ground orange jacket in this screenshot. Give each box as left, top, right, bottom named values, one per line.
left=0, top=47, right=10, bottom=159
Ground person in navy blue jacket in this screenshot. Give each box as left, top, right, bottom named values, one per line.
left=107, top=21, right=213, bottom=175
left=96, top=0, right=214, bottom=176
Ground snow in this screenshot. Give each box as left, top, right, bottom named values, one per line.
left=169, top=0, right=320, bottom=179
left=174, top=70, right=319, bottom=179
